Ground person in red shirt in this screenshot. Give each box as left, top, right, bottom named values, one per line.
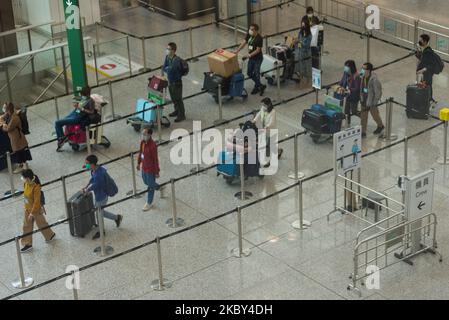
left=137, top=127, right=160, bottom=211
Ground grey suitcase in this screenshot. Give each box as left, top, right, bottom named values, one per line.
left=67, top=191, right=96, bottom=238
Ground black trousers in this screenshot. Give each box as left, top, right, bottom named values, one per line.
left=168, top=81, right=185, bottom=117
left=423, top=73, right=434, bottom=101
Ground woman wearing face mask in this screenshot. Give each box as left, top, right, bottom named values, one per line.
left=20, top=169, right=56, bottom=253
left=337, top=60, right=361, bottom=126
left=295, top=19, right=313, bottom=86
left=253, top=98, right=283, bottom=168
left=1, top=102, right=32, bottom=173
left=0, top=104, right=13, bottom=171
left=137, top=126, right=161, bottom=212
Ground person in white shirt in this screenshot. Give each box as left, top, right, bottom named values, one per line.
left=253, top=98, right=283, bottom=168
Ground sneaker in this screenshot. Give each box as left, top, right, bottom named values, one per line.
left=169, top=111, right=178, bottom=118
left=143, top=203, right=153, bottom=212
left=20, top=245, right=33, bottom=253
left=259, top=85, right=267, bottom=96
left=115, top=215, right=123, bottom=228
left=373, top=126, right=385, bottom=135
left=174, top=116, right=186, bottom=123
left=46, top=233, right=56, bottom=243
left=251, top=87, right=260, bottom=95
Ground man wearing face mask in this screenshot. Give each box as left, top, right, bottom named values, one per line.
left=82, top=155, right=123, bottom=240
left=162, top=42, right=186, bottom=123
left=137, top=127, right=161, bottom=212
left=236, top=23, right=266, bottom=96
left=359, top=63, right=384, bottom=138
left=416, top=34, right=437, bottom=105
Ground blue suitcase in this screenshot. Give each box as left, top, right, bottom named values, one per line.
left=310, top=104, right=344, bottom=134
left=136, top=98, right=157, bottom=123
left=217, top=151, right=240, bottom=177
left=229, top=72, right=245, bottom=97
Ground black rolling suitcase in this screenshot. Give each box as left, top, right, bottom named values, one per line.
left=203, top=72, right=230, bottom=97
left=406, top=84, right=431, bottom=119
left=301, top=109, right=328, bottom=133
left=67, top=191, right=96, bottom=238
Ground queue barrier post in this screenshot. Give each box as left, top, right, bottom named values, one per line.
left=5, top=64, right=13, bottom=102
left=276, top=62, right=281, bottom=103
left=71, top=270, right=79, bottom=300
left=235, top=155, right=253, bottom=200
left=11, top=237, right=34, bottom=289
left=151, top=237, right=172, bottom=291
left=213, top=84, right=227, bottom=125
left=94, top=206, right=114, bottom=257
left=126, top=152, right=142, bottom=199
left=126, top=36, right=132, bottom=77
left=292, top=179, right=311, bottom=230
left=141, top=37, right=148, bottom=71
left=86, top=125, right=92, bottom=155
left=156, top=104, right=163, bottom=144
left=275, top=3, right=280, bottom=34
left=381, top=98, right=398, bottom=141
left=54, top=97, right=60, bottom=121
left=437, top=109, right=449, bottom=165
left=57, top=175, right=69, bottom=223
left=189, top=27, right=198, bottom=62
left=107, top=81, right=121, bottom=121
left=289, top=133, right=306, bottom=180
left=234, top=16, right=238, bottom=45
left=5, top=151, right=18, bottom=198
left=166, top=178, right=185, bottom=228
left=190, top=130, right=205, bottom=174
left=404, top=136, right=409, bottom=177
left=231, top=207, right=251, bottom=258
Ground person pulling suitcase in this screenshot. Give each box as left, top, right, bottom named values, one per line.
left=82, top=155, right=123, bottom=240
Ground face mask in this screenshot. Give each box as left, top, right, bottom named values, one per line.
left=20, top=176, right=25, bottom=182
left=262, top=105, right=268, bottom=112
left=166, top=49, right=171, bottom=56
left=142, top=135, right=150, bottom=142
left=307, top=13, right=313, bottom=18
left=248, top=30, right=254, bottom=36
left=84, top=163, right=92, bottom=170
left=360, top=69, right=365, bottom=77
left=344, top=66, right=351, bottom=74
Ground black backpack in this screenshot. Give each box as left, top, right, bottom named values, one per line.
left=18, top=108, right=30, bottom=135
left=432, top=51, right=445, bottom=75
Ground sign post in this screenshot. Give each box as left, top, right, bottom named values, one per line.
left=63, top=0, right=88, bottom=94
left=404, top=169, right=435, bottom=254
left=312, top=67, right=322, bottom=105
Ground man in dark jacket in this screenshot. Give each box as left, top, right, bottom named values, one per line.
left=416, top=34, right=437, bottom=104
left=163, top=42, right=186, bottom=123
left=83, top=154, right=123, bottom=239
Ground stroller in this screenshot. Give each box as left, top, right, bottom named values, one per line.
left=217, top=121, right=263, bottom=185
left=63, top=94, right=111, bottom=151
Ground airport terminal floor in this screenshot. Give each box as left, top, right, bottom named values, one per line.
left=1, top=0, right=449, bottom=301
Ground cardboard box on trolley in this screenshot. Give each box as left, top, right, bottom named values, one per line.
left=207, top=49, right=240, bottom=78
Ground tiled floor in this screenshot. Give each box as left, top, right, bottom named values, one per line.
left=0, top=0, right=449, bottom=300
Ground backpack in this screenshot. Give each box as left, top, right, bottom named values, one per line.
left=179, top=57, right=189, bottom=76
left=104, top=170, right=118, bottom=197
left=431, top=51, right=444, bottom=75
left=19, top=108, right=30, bottom=135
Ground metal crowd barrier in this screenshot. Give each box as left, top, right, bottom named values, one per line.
left=348, top=213, right=442, bottom=296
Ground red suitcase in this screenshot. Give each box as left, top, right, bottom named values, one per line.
left=65, top=124, right=87, bottom=144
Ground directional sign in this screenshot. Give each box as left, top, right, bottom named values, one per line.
left=333, top=126, right=362, bottom=175
left=405, top=169, right=435, bottom=220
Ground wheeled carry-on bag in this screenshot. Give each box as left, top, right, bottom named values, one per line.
left=311, top=104, right=345, bottom=133
left=127, top=99, right=170, bottom=132
left=301, top=109, right=328, bottom=133
left=229, top=71, right=246, bottom=97
left=406, top=84, right=431, bottom=119
left=261, top=54, right=284, bottom=85
left=269, top=44, right=290, bottom=63
left=67, top=191, right=96, bottom=238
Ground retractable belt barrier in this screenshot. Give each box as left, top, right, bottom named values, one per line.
left=1, top=104, right=445, bottom=300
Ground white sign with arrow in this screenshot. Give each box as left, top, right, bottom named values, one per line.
left=405, top=169, right=435, bottom=220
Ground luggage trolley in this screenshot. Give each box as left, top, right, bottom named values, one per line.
left=127, top=76, right=171, bottom=132
left=203, top=60, right=248, bottom=104
left=217, top=121, right=263, bottom=185
left=301, top=96, right=345, bottom=144
left=64, top=94, right=111, bottom=151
